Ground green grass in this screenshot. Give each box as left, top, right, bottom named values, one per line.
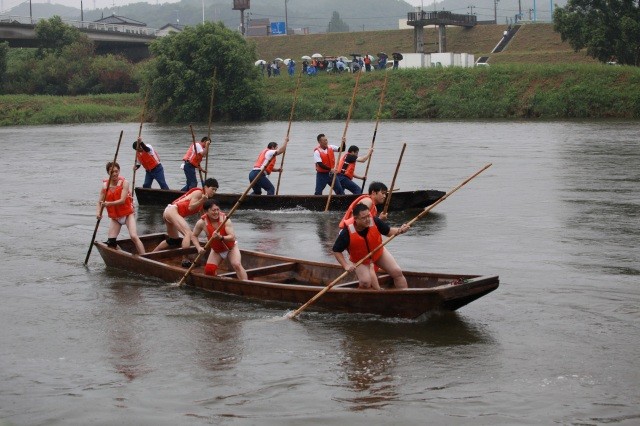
left=0, top=93, right=143, bottom=126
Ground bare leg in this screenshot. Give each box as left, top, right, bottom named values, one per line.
left=376, top=249, right=407, bottom=289
left=355, top=263, right=381, bottom=290
left=125, top=214, right=145, bottom=255
left=228, top=245, right=248, bottom=280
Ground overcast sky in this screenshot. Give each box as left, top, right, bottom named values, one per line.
left=2, top=0, right=428, bottom=13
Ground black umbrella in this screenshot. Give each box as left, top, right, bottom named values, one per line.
left=392, top=52, right=403, bottom=60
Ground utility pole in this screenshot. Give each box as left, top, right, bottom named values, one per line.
left=493, top=0, right=499, bottom=24
left=284, top=0, right=288, bottom=35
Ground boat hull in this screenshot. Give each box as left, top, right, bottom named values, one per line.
left=134, top=187, right=445, bottom=212
left=94, top=234, right=499, bottom=319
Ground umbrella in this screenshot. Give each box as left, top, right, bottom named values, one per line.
left=366, top=54, right=375, bottom=61
left=337, top=56, right=350, bottom=62
left=284, top=58, right=292, bottom=65
left=254, top=59, right=266, bottom=66
left=311, top=53, right=323, bottom=58
left=377, top=52, right=387, bottom=58
left=274, top=57, right=284, bottom=62
left=392, top=52, right=403, bottom=60
left=301, top=55, right=311, bottom=60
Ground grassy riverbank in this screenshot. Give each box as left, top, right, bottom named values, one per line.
left=262, top=63, right=640, bottom=120
left=0, top=93, right=142, bottom=126
left=1, top=64, right=639, bottom=125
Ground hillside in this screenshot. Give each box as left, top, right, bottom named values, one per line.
left=251, top=23, right=597, bottom=65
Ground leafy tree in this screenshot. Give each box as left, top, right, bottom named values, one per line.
left=0, top=42, right=8, bottom=92
left=35, top=15, right=89, bottom=57
left=553, top=0, right=640, bottom=66
left=327, top=11, right=349, bottom=33
left=142, top=21, right=264, bottom=122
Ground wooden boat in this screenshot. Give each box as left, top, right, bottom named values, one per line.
left=134, top=187, right=446, bottom=212
left=94, top=233, right=499, bottom=319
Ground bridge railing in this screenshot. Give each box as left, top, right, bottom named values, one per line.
left=0, top=14, right=158, bottom=36
left=407, top=11, right=477, bottom=27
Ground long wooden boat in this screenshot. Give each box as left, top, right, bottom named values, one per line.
left=94, top=234, right=499, bottom=319
left=134, top=187, right=446, bottom=212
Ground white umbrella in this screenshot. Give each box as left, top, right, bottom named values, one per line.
left=366, top=54, right=376, bottom=61
left=301, top=55, right=312, bottom=60
left=337, top=56, right=349, bottom=62
left=254, top=59, right=266, bottom=66
left=311, top=53, right=323, bottom=58
left=283, top=58, right=292, bottom=65
left=274, top=57, right=284, bottom=62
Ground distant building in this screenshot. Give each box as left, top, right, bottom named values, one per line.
left=93, top=14, right=147, bottom=27
left=157, top=23, right=184, bottom=37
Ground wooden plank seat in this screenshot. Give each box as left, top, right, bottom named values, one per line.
left=218, top=262, right=298, bottom=280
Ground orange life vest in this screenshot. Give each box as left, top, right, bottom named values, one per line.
left=337, top=153, right=356, bottom=179
left=104, top=176, right=134, bottom=219
left=344, top=216, right=383, bottom=265
left=314, top=145, right=335, bottom=173
left=253, top=148, right=276, bottom=174
left=136, top=148, right=160, bottom=171
left=182, top=143, right=204, bottom=167
left=202, top=212, right=235, bottom=253
left=172, top=187, right=203, bottom=217
left=339, top=195, right=378, bottom=228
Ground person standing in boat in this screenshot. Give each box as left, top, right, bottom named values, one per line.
left=153, top=178, right=218, bottom=267
left=332, top=203, right=409, bottom=290
left=249, top=136, right=289, bottom=195
left=96, top=161, right=145, bottom=255
left=336, top=145, right=373, bottom=195
left=191, top=199, right=248, bottom=280
left=314, top=133, right=345, bottom=195
left=181, top=136, right=210, bottom=191
left=132, top=137, right=169, bottom=190
left=338, top=181, right=389, bottom=228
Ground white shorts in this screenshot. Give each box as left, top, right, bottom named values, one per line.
left=115, top=216, right=127, bottom=225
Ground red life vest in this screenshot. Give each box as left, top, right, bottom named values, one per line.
left=202, top=212, right=235, bottom=253
left=337, top=153, right=356, bottom=179
left=339, top=195, right=378, bottom=228
left=253, top=148, right=276, bottom=174
left=344, top=216, right=383, bottom=265
left=104, top=176, right=134, bottom=219
left=137, top=148, right=160, bottom=171
left=314, top=145, right=335, bottom=173
left=172, top=187, right=203, bottom=217
left=182, top=143, right=204, bottom=167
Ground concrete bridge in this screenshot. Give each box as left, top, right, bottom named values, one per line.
left=406, top=10, right=477, bottom=54
left=0, top=15, right=156, bottom=61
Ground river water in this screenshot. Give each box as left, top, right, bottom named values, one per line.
left=0, top=120, right=638, bottom=425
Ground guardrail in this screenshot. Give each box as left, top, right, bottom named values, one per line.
left=407, top=11, right=477, bottom=27
left=0, top=14, right=158, bottom=36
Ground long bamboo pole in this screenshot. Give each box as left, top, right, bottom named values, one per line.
left=131, top=89, right=149, bottom=191
left=361, top=72, right=389, bottom=192
left=287, top=163, right=493, bottom=319
left=325, top=70, right=362, bottom=211
left=205, top=68, right=217, bottom=181
left=275, top=67, right=304, bottom=195
left=381, top=143, right=407, bottom=216
left=189, top=124, right=206, bottom=187
left=84, top=131, right=124, bottom=265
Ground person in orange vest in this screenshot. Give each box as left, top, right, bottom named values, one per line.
left=332, top=203, right=410, bottom=290
left=336, top=144, right=373, bottom=194
left=314, top=133, right=345, bottom=195
left=132, top=138, right=169, bottom=190
left=96, top=161, right=145, bottom=255
left=249, top=136, right=289, bottom=195
left=153, top=177, right=218, bottom=267
left=338, top=181, right=389, bottom=228
left=181, top=136, right=211, bottom=191
left=191, top=199, right=248, bottom=279
left=363, top=54, right=372, bottom=72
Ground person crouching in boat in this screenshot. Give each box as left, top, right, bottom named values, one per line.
left=249, top=136, right=289, bottom=195
left=153, top=177, right=218, bottom=267
left=96, top=161, right=145, bottom=255
left=190, top=199, right=248, bottom=280
left=332, top=203, right=409, bottom=290
left=338, top=181, right=389, bottom=229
